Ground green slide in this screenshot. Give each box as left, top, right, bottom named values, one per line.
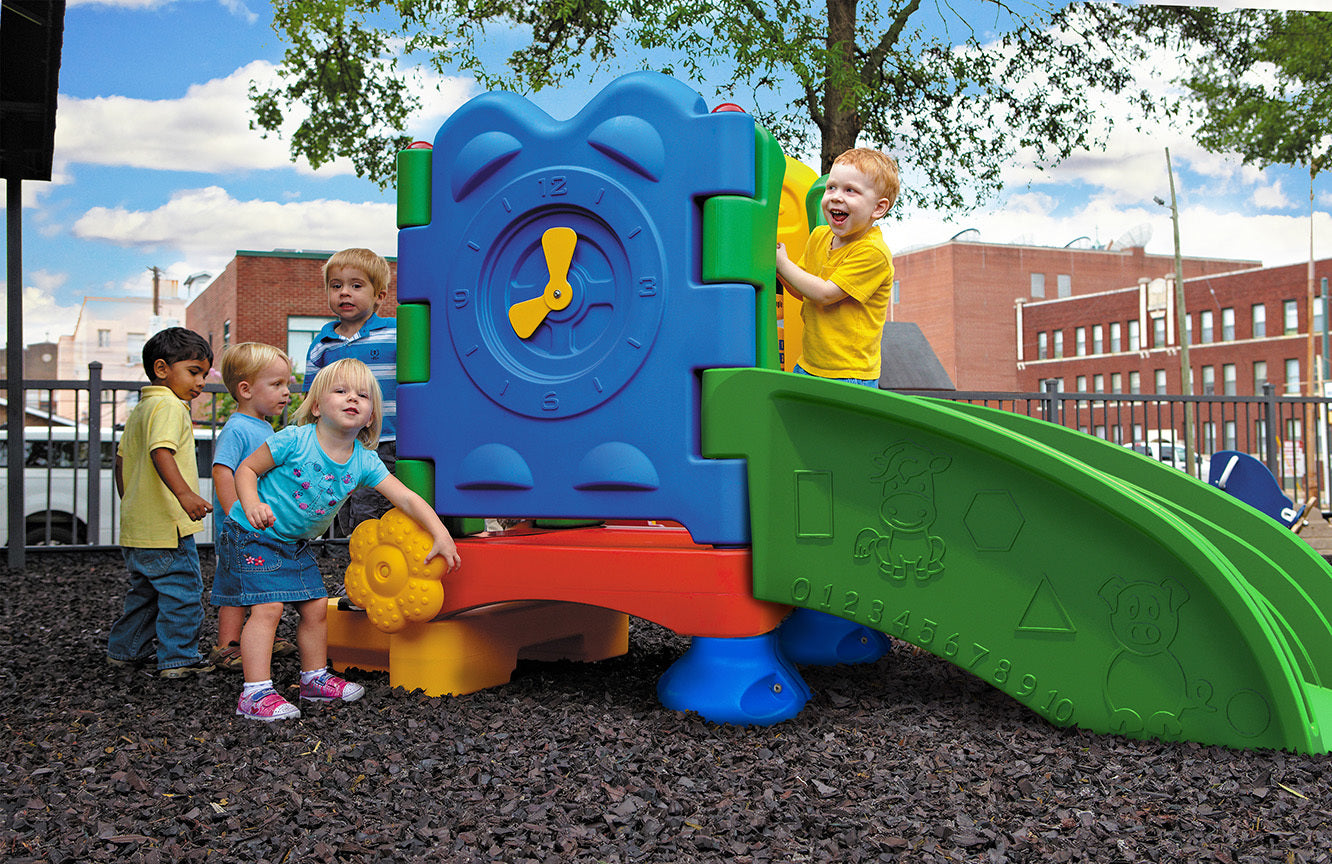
left=701, top=368, right=1332, bottom=753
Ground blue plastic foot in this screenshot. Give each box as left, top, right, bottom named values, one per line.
left=657, top=632, right=811, bottom=726
left=777, top=607, right=892, bottom=666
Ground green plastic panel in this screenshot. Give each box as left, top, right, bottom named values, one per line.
left=396, top=303, right=430, bottom=383
left=804, top=175, right=827, bottom=231
left=700, top=124, right=785, bottom=371
left=701, top=368, right=1332, bottom=753
left=397, top=147, right=432, bottom=228
left=396, top=457, right=434, bottom=504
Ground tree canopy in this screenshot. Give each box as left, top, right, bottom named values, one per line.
left=253, top=0, right=1144, bottom=213
left=1108, top=7, right=1331, bottom=179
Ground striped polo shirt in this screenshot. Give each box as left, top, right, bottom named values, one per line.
left=303, top=313, right=398, bottom=441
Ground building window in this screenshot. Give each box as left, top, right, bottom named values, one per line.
left=1093, top=373, right=1104, bottom=393
left=1252, top=303, right=1266, bottom=338
left=1057, top=274, right=1071, bottom=298
left=1152, top=316, right=1166, bottom=348
left=1184, top=314, right=1193, bottom=345
left=1110, top=322, right=1122, bottom=353
left=1076, top=375, right=1087, bottom=395
left=1254, top=360, right=1267, bottom=393
left=1092, top=324, right=1104, bottom=354
left=1200, top=309, right=1214, bottom=343
left=126, top=332, right=145, bottom=363
left=1201, top=365, right=1215, bottom=395
left=1202, top=421, right=1216, bottom=456
left=1031, top=273, right=1045, bottom=298
left=97, top=329, right=112, bottom=348
left=1128, top=320, right=1140, bottom=351
left=1053, top=330, right=1064, bottom=359
left=1317, top=297, right=1327, bottom=337
left=1111, top=372, right=1122, bottom=393
left=1284, top=300, right=1299, bottom=335
left=1094, top=425, right=1106, bottom=439
left=1222, top=307, right=1235, bottom=341
left=1154, top=369, right=1167, bottom=394
left=1076, top=326, right=1087, bottom=357
left=1037, top=331, right=1048, bottom=360
left=287, top=316, right=330, bottom=375
left=893, top=279, right=901, bottom=305
left=1129, top=371, right=1141, bottom=394
left=1223, top=363, right=1236, bottom=396
left=1285, top=358, right=1300, bottom=394
left=223, top=319, right=231, bottom=347
left=1224, top=420, right=1237, bottom=450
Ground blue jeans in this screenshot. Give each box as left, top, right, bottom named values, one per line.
left=107, top=535, right=206, bottom=670
left=793, top=363, right=880, bottom=388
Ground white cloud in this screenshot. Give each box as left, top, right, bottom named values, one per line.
left=0, top=276, right=86, bottom=345
left=54, top=61, right=474, bottom=177
left=70, top=186, right=398, bottom=262
left=68, top=0, right=260, bottom=18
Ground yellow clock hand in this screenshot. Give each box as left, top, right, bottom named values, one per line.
left=509, top=226, right=578, bottom=339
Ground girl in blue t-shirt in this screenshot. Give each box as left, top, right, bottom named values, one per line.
left=222, top=358, right=461, bottom=722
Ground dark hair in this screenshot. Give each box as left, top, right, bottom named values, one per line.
left=142, top=327, right=213, bottom=380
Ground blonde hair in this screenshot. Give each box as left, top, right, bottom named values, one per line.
left=323, top=248, right=391, bottom=305
left=294, top=358, right=383, bottom=449
left=220, top=342, right=292, bottom=397
left=833, top=148, right=900, bottom=211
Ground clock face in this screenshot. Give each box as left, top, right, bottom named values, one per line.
left=447, top=168, right=666, bottom=419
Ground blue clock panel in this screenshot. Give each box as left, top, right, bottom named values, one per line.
left=396, top=72, right=761, bottom=546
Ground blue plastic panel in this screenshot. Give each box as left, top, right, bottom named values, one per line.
left=396, top=72, right=759, bottom=545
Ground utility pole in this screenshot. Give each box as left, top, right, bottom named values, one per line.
left=1165, top=149, right=1195, bottom=478
left=148, top=265, right=162, bottom=316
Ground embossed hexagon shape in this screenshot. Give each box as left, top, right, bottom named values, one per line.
left=964, top=490, right=1025, bottom=552
left=344, top=508, right=448, bottom=633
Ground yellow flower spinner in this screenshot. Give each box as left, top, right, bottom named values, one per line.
left=343, top=508, right=447, bottom=633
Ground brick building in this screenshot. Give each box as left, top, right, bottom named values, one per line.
left=1016, top=257, right=1332, bottom=451
left=186, top=249, right=400, bottom=373
left=890, top=240, right=1258, bottom=392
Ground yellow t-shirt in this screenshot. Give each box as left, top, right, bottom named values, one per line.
left=797, top=225, right=895, bottom=380
left=118, top=385, right=204, bottom=548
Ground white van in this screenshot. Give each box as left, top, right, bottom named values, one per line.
left=0, top=425, right=216, bottom=546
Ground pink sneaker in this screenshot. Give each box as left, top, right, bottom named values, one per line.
left=237, top=688, right=301, bottom=722
left=300, top=670, right=365, bottom=703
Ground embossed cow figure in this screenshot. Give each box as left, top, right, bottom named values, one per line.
left=854, top=441, right=951, bottom=582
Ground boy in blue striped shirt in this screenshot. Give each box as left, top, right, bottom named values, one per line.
left=304, top=248, right=398, bottom=536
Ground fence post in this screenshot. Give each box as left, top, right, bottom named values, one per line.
left=87, top=362, right=102, bottom=545
left=1042, top=378, right=1061, bottom=426
left=1262, top=382, right=1280, bottom=475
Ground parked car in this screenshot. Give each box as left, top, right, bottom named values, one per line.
left=0, top=425, right=215, bottom=546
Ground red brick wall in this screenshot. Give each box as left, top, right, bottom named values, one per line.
left=892, top=241, right=1260, bottom=391
left=1017, top=259, right=1332, bottom=399
left=186, top=251, right=400, bottom=361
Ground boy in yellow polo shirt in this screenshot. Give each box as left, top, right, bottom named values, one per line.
left=107, top=327, right=216, bottom=678
left=776, top=147, right=899, bottom=387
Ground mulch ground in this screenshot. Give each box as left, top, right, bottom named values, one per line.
left=3, top=547, right=1332, bottom=863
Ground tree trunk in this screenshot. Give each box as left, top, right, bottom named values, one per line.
left=821, top=0, right=862, bottom=173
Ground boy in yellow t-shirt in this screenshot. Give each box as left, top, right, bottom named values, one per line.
left=107, top=327, right=216, bottom=678
left=775, top=147, right=899, bottom=387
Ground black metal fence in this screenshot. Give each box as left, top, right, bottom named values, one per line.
left=5, top=366, right=1329, bottom=564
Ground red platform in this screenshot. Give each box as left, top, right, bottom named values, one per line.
left=441, top=523, right=789, bottom=638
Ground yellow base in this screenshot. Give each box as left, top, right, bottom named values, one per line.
left=326, top=599, right=629, bottom=697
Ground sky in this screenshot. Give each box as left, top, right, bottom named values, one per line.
left=3, top=0, right=1331, bottom=348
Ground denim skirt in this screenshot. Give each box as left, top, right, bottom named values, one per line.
left=213, top=516, right=327, bottom=606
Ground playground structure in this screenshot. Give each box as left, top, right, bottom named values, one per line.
left=326, top=72, right=1332, bottom=754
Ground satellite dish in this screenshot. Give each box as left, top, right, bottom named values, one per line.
left=1064, top=236, right=1094, bottom=249
left=950, top=228, right=981, bottom=241
left=1110, top=223, right=1153, bottom=250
